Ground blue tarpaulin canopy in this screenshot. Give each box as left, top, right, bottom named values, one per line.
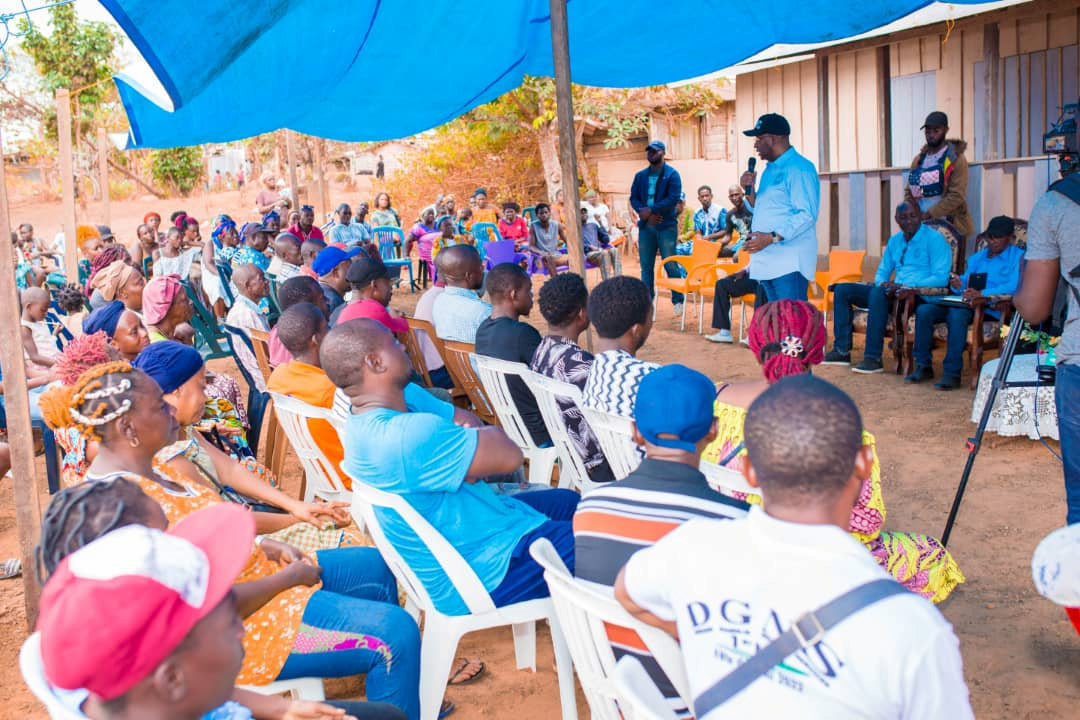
left=100, top=0, right=989, bottom=148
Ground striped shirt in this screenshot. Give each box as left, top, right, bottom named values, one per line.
left=581, top=349, right=658, bottom=418
left=574, top=459, right=750, bottom=714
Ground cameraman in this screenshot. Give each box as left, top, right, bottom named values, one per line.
left=1014, top=163, right=1080, bottom=525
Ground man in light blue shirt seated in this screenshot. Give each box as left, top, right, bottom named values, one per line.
left=324, top=318, right=579, bottom=616
left=825, top=202, right=952, bottom=374
left=740, top=113, right=820, bottom=302
left=907, top=215, right=1024, bottom=390
left=431, top=244, right=492, bottom=343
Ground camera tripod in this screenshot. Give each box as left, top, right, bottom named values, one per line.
left=941, top=319, right=1054, bottom=546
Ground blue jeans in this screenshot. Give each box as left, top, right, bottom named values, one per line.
left=489, top=489, right=579, bottom=607
left=913, top=302, right=972, bottom=378
left=1057, top=363, right=1080, bottom=525
left=638, top=224, right=682, bottom=304
left=832, top=283, right=889, bottom=360
left=277, top=547, right=421, bottom=720
left=427, top=365, right=454, bottom=390
left=759, top=271, right=808, bottom=302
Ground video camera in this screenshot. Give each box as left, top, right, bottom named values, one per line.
left=1044, top=102, right=1079, bottom=176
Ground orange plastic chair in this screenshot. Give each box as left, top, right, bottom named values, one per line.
left=653, top=239, right=721, bottom=331
left=697, top=255, right=750, bottom=334
left=808, top=250, right=866, bottom=329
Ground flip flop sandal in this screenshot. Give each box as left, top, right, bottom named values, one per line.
left=438, top=700, right=455, bottom=719
left=447, top=657, right=486, bottom=686
left=1, top=558, right=21, bottom=580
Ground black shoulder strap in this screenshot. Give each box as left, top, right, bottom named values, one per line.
left=693, top=579, right=908, bottom=717
left=1050, top=173, right=1080, bottom=204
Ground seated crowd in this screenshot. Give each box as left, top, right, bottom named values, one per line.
left=12, top=180, right=985, bottom=720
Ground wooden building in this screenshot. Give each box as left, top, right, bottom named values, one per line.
left=733, top=0, right=1078, bottom=267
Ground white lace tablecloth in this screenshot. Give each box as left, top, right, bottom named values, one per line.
left=971, top=354, right=1058, bottom=440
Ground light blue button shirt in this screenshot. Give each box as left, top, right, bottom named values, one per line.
left=431, top=286, right=492, bottom=343
left=874, top=224, right=952, bottom=288
left=961, top=243, right=1024, bottom=297
left=747, top=147, right=820, bottom=282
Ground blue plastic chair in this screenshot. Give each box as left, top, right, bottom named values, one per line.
left=372, top=225, right=414, bottom=293
left=223, top=324, right=269, bottom=454
left=470, top=222, right=502, bottom=260
left=483, top=240, right=518, bottom=270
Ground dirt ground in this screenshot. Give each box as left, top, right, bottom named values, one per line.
left=1, top=188, right=1078, bottom=718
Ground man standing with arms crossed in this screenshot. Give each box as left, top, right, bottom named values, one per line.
left=740, top=113, right=820, bottom=301
left=630, top=140, right=684, bottom=315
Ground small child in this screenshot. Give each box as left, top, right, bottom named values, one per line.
left=55, top=283, right=87, bottom=339
left=21, top=287, right=58, bottom=369
left=172, top=322, right=197, bottom=346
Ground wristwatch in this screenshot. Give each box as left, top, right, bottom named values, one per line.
left=771, top=232, right=782, bottom=244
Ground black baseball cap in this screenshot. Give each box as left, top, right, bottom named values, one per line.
left=985, top=215, right=1015, bottom=238
left=743, top=113, right=791, bottom=137
left=921, top=111, right=949, bottom=129
left=346, top=256, right=394, bottom=287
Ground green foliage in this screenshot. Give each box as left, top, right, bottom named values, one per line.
left=18, top=4, right=118, bottom=120
left=150, top=146, right=204, bottom=197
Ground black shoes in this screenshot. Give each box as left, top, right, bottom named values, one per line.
left=823, top=350, right=851, bottom=365
left=934, top=375, right=962, bottom=391
left=904, top=366, right=934, bottom=384
left=851, top=358, right=885, bottom=374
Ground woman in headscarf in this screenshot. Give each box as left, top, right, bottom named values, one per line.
left=703, top=299, right=965, bottom=603
left=141, top=274, right=193, bottom=343
left=37, top=361, right=426, bottom=719
left=406, top=206, right=437, bottom=261
left=82, top=301, right=149, bottom=362
left=202, top=215, right=239, bottom=318
left=89, top=259, right=145, bottom=315
left=262, top=210, right=282, bottom=235
left=255, top=171, right=281, bottom=215
left=84, top=243, right=132, bottom=303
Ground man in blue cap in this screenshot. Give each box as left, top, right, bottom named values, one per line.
left=630, top=140, right=684, bottom=315
left=574, top=363, right=748, bottom=714
left=740, top=112, right=820, bottom=302
left=312, top=245, right=361, bottom=315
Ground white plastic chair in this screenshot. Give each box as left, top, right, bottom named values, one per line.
left=345, top=480, right=579, bottom=720
left=579, top=405, right=643, bottom=480
left=237, top=677, right=325, bottom=701
left=472, top=354, right=558, bottom=486
left=529, top=538, right=692, bottom=720
left=698, top=460, right=756, bottom=496
left=519, top=370, right=605, bottom=494
left=269, top=392, right=352, bottom=505
left=613, top=656, right=679, bottom=720
left=20, top=634, right=83, bottom=720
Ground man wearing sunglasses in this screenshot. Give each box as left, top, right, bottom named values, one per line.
left=825, top=202, right=952, bottom=374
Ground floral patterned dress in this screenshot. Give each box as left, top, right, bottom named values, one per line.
left=702, top=399, right=965, bottom=603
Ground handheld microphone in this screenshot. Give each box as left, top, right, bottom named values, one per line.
left=745, top=157, right=756, bottom=195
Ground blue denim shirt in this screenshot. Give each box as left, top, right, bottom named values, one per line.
left=746, top=147, right=820, bottom=281
left=630, top=163, right=682, bottom=229
left=874, top=224, right=952, bottom=288
left=961, top=243, right=1024, bottom=296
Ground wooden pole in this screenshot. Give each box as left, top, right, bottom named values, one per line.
left=56, top=89, right=77, bottom=277
left=0, top=123, right=44, bottom=628
left=548, top=0, right=585, bottom=279
left=97, top=126, right=110, bottom=226
left=549, top=0, right=592, bottom=350
left=285, top=130, right=300, bottom=210
left=315, top=138, right=329, bottom=219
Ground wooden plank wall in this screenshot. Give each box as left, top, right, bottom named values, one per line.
left=734, top=60, right=819, bottom=172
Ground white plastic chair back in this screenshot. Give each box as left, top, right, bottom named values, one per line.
left=269, top=392, right=352, bottom=504
left=20, top=634, right=84, bottom=720
left=529, top=538, right=692, bottom=718
left=579, top=406, right=642, bottom=480
left=472, top=354, right=558, bottom=486
left=348, top=479, right=498, bottom=616
left=613, top=656, right=679, bottom=720
left=519, top=370, right=601, bottom=494
left=698, top=460, right=755, bottom=496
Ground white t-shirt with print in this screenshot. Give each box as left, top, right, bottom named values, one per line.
left=624, top=507, right=973, bottom=720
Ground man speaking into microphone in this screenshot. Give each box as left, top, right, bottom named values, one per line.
left=740, top=113, right=820, bottom=301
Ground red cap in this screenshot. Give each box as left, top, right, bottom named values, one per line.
left=36, top=504, right=254, bottom=700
